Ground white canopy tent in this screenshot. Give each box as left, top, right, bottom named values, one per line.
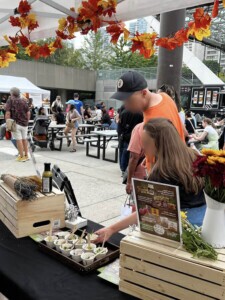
left=0, top=75, right=50, bottom=106
left=0, top=0, right=214, bottom=46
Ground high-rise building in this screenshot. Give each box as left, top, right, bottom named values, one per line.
left=129, top=18, right=148, bottom=35
left=204, top=48, right=225, bottom=72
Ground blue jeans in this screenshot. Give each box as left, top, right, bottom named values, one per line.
left=119, top=141, right=129, bottom=172
left=183, top=205, right=206, bottom=227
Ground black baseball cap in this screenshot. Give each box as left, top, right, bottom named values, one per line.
left=111, top=71, right=148, bottom=101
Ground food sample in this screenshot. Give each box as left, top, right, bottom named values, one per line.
left=44, top=235, right=58, bottom=248
left=82, top=243, right=96, bottom=253
left=94, top=247, right=108, bottom=259
left=54, top=239, right=66, bottom=251
left=81, top=252, right=95, bottom=266
left=60, top=243, right=74, bottom=257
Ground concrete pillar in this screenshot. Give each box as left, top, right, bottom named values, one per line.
left=156, top=9, right=186, bottom=93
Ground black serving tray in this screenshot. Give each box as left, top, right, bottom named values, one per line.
left=38, top=228, right=120, bottom=273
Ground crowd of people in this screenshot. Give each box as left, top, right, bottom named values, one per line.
left=0, top=91, right=118, bottom=157
left=94, top=70, right=225, bottom=243
left=0, top=71, right=224, bottom=242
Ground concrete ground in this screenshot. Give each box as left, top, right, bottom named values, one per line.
left=0, top=138, right=129, bottom=232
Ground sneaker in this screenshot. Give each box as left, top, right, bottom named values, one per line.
left=16, top=156, right=27, bottom=162
left=24, top=155, right=30, bottom=161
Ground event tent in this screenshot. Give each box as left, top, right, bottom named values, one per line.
left=0, top=0, right=214, bottom=45
left=0, top=75, right=50, bottom=106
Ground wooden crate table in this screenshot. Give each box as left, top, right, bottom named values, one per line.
left=0, top=181, right=65, bottom=238
left=119, top=230, right=225, bottom=300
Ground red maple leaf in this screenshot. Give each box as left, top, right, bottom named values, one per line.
left=52, top=37, right=63, bottom=49
left=212, top=0, right=219, bottom=18
left=106, top=22, right=129, bottom=44
left=19, top=35, right=30, bottom=47
left=18, top=0, right=31, bottom=15
left=56, top=30, right=69, bottom=40
left=39, top=44, right=51, bottom=58
left=9, top=16, right=21, bottom=27
left=193, top=8, right=211, bottom=29
left=9, top=36, right=19, bottom=44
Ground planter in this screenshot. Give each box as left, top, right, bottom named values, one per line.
left=201, top=192, right=225, bottom=248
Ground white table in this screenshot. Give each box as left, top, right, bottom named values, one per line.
left=88, top=130, right=118, bottom=163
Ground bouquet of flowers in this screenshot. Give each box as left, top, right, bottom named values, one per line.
left=181, top=212, right=218, bottom=260
left=193, top=149, right=225, bottom=203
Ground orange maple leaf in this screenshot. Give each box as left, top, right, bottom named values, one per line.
left=193, top=8, right=211, bottom=29
left=78, top=0, right=103, bottom=32
left=131, top=32, right=157, bottom=58
left=25, top=44, right=40, bottom=59
left=106, top=22, right=130, bottom=44
left=212, top=0, right=219, bottom=18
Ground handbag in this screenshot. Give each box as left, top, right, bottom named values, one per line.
left=6, top=118, right=17, bottom=132
left=121, top=195, right=133, bottom=218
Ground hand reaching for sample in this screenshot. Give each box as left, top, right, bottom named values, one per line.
left=94, top=227, right=114, bottom=244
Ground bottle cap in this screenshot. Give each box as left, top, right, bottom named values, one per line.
left=44, top=163, right=51, bottom=172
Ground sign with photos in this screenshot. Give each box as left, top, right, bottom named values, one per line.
left=132, top=179, right=182, bottom=243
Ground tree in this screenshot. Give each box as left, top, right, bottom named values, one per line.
left=107, top=38, right=157, bottom=69
left=203, top=59, right=221, bottom=75
left=81, top=31, right=110, bottom=70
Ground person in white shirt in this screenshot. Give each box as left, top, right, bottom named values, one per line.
left=190, top=118, right=219, bottom=150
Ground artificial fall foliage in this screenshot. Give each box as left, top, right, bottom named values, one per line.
left=0, top=0, right=223, bottom=67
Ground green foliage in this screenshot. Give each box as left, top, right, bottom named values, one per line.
left=81, top=31, right=111, bottom=70
left=107, top=38, right=157, bottom=68
left=203, top=59, right=221, bottom=75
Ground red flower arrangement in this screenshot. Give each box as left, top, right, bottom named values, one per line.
left=193, top=149, right=225, bottom=202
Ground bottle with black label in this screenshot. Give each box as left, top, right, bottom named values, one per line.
left=42, top=163, right=52, bottom=193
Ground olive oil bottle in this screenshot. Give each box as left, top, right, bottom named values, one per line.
left=42, top=163, right=52, bottom=193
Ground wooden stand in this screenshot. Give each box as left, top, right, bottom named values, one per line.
left=0, top=182, right=65, bottom=238
left=120, top=230, right=225, bottom=300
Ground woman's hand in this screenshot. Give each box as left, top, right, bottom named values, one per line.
left=93, top=227, right=114, bottom=244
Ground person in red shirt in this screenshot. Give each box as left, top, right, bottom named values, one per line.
left=111, top=71, right=185, bottom=173
left=108, top=107, right=115, bottom=119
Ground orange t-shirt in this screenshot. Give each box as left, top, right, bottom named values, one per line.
left=143, top=92, right=185, bottom=171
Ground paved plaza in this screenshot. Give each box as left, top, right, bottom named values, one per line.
left=0, top=139, right=128, bottom=231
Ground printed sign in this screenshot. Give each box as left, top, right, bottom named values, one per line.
left=133, top=179, right=182, bottom=243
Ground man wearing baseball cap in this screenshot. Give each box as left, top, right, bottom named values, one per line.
left=111, top=70, right=185, bottom=182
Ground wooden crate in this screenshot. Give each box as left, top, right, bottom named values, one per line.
left=0, top=181, right=65, bottom=238
left=119, top=230, right=225, bottom=300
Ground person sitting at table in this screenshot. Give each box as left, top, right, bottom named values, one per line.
left=55, top=107, right=65, bottom=125
left=190, top=117, right=219, bottom=150
left=101, top=108, right=112, bottom=128
left=185, top=111, right=196, bottom=134
left=94, top=118, right=205, bottom=243
left=37, top=107, right=46, bottom=116
left=84, top=106, right=92, bottom=120
left=64, top=104, right=81, bottom=152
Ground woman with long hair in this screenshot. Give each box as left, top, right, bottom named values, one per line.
left=94, top=118, right=205, bottom=243
left=64, top=104, right=81, bottom=152
left=190, top=117, right=219, bottom=150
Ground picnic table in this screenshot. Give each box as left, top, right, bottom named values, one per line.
left=48, top=123, right=66, bottom=151
left=85, top=130, right=118, bottom=163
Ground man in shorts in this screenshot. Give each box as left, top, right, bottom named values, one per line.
left=5, top=87, right=30, bottom=162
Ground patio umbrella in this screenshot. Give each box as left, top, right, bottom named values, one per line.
left=0, top=0, right=214, bottom=45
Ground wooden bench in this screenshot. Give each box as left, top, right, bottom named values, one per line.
left=120, top=230, right=225, bottom=300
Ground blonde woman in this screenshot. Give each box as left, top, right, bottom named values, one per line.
left=94, top=118, right=205, bottom=243
left=64, top=104, right=81, bottom=152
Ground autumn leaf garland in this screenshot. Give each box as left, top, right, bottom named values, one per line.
left=0, top=0, right=224, bottom=68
